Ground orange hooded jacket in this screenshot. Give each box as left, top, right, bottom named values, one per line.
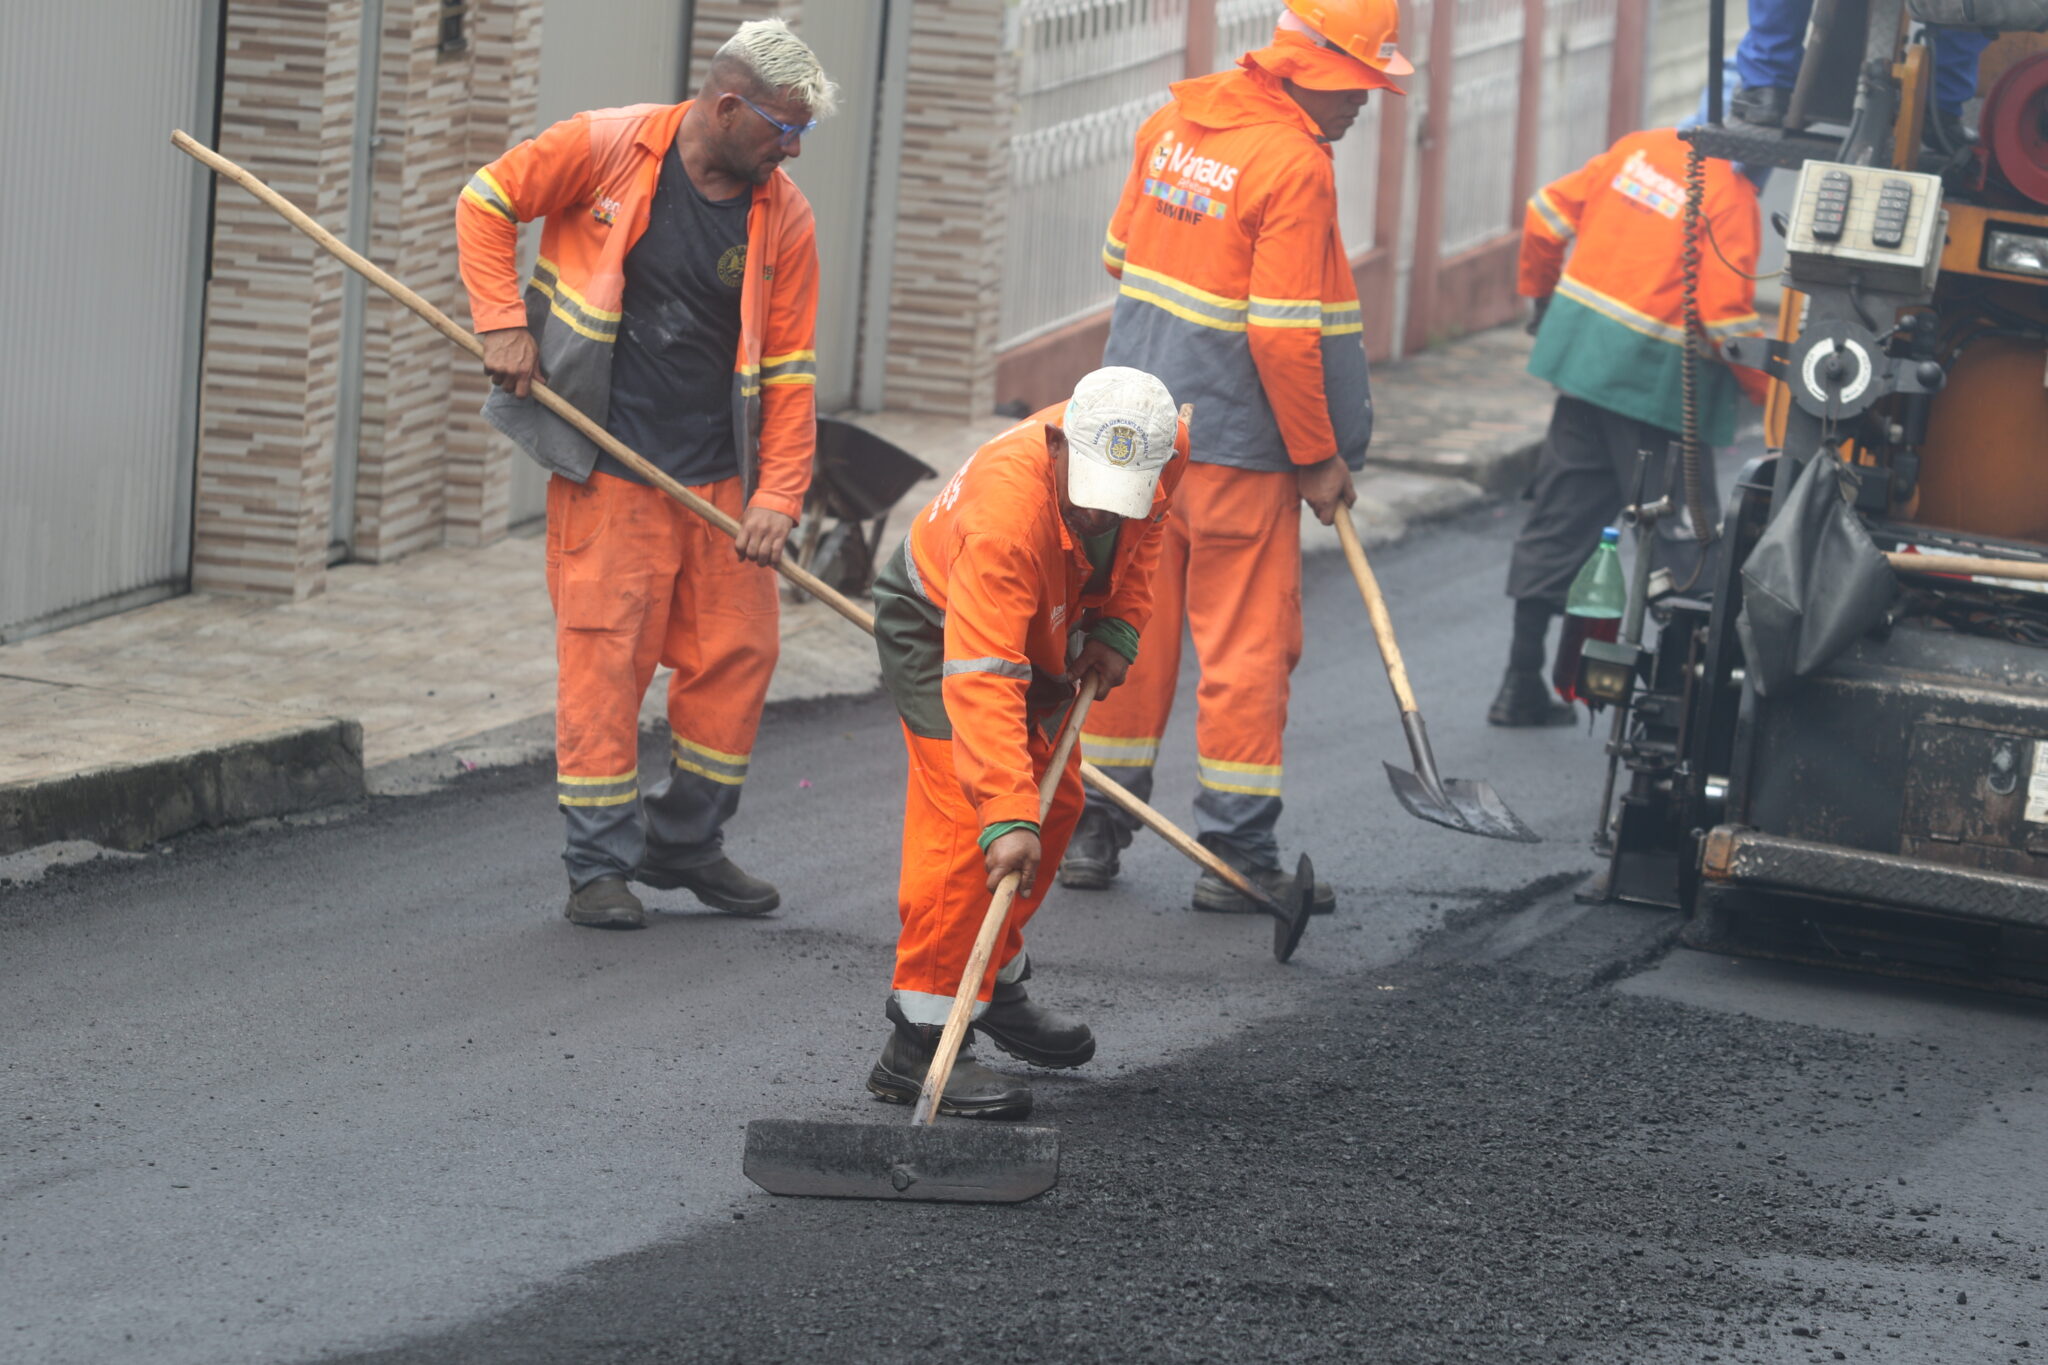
left=1519, top=127, right=1767, bottom=444
left=456, top=101, right=819, bottom=520
left=871, top=408, right=1189, bottom=832
left=1100, top=56, right=1371, bottom=475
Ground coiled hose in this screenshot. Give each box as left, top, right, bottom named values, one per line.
left=1678, top=140, right=1716, bottom=588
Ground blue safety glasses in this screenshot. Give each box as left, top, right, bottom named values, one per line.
left=737, top=94, right=816, bottom=149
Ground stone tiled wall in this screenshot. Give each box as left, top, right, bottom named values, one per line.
left=881, top=0, right=1013, bottom=420
left=193, top=0, right=541, bottom=598
left=191, top=0, right=357, bottom=599
left=686, top=0, right=804, bottom=92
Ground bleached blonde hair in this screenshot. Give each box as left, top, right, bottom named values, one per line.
left=714, top=18, right=838, bottom=119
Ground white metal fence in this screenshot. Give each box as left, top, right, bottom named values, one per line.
left=1438, top=0, right=1525, bottom=256
left=1536, top=0, right=1619, bottom=189
left=999, top=0, right=1191, bottom=347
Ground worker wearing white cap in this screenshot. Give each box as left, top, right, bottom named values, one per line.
left=865, top=367, right=1188, bottom=1119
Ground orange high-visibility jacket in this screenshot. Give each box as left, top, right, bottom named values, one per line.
left=456, top=101, right=819, bottom=520
left=872, top=408, right=1189, bottom=832
left=1101, top=64, right=1371, bottom=474
left=1519, top=127, right=1766, bottom=445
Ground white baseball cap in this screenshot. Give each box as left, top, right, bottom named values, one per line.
left=1062, top=367, right=1179, bottom=520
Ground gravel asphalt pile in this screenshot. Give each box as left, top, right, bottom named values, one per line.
left=339, top=901, right=2040, bottom=1365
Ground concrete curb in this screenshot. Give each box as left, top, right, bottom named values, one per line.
left=0, top=720, right=364, bottom=856
left=4, top=455, right=1533, bottom=855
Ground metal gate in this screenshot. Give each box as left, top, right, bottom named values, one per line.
left=0, top=2, right=220, bottom=640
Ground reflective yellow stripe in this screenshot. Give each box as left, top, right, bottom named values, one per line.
left=1120, top=261, right=1248, bottom=311
left=534, top=259, right=621, bottom=322
left=760, top=350, right=817, bottom=387
left=559, top=790, right=640, bottom=807
left=1103, top=234, right=1128, bottom=270
left=673, top=758, right=746, bottom=787
left=1530, top=188, right=1575, bottom=242
left=1321, top=302, right=1364, bottom=337
left=1556, top=275, right=1686, bottom=347
left=1197, top=756, right=1282, bottom=796
left=1081, top=733, right=1159, bottom=767
left=462, top=186, right=513, bottom=222
left=673, top=735, right=749, bottom=766
left=1707, top=313, right=1765, bottom=341
left=1248, top=296, right=1323, bottom=329
left=463, top=168, right=516, bottom=221
left=761, top=349, right=815, bottom=368
left=557, top=769, right=637, bottom=786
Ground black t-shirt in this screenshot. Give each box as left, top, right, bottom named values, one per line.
left=600, top=141, right=749, bottom=486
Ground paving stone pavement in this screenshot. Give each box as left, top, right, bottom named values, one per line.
left=0, top=325, right=1552, bottom=854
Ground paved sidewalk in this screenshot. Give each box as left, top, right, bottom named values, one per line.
left=0, top=325, right=1552, bottom=857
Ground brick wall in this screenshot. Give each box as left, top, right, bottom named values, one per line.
left=191, top=0, right=355, bottom=599
left=193, top=0, right=541, bottom=596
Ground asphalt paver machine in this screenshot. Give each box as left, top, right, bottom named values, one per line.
left=1588, top=0, right=2048, bottom=993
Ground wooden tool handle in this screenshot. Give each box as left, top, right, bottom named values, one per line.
left=1335, top=510, right=1419, bottom=716
left=913, top=689, right=1093, bottom=1124
left=170, top=129, right=875, bottom=634
left=1078, top=759, right=1275, bottom=910
left=1886, top=551, right=2048, bottom=584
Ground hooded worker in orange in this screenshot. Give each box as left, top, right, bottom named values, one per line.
left=1060, top=0, right=1408, bottom=914
left=867, top=368, right=1187, bottom=1120
left=456, top=20, right=831, bottom=929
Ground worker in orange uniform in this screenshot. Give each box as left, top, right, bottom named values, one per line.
left=1490, top=127, right=1767, bottom=726
left=1059, top=0, right=1408, bottom=914
left=867, top=368, right=1186, bottom=1119
left=456, top=20, right=833, bottom=928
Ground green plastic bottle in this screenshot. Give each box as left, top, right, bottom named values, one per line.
left=1553, top=527, right=1626, bottom=704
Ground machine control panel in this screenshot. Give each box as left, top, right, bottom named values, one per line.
left=1785, top=161, right=1946, bottom=298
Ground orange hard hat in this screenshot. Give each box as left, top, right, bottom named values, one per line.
left=1279, top=0, right=1415, bottom=83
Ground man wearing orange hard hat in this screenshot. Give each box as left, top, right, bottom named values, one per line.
left=1062, top=0, right=1408, bottom=913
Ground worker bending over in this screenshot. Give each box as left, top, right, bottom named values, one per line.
left=869, top=368, right=1186, bottom=1119
left=1060, top=0, right=1407, bottom=914
left=1491, top=127, right=1767, bottom=726
left=457, top=21, right=831, bottom=927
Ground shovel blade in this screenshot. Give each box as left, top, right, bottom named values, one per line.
left=1384, top=762, right=1541, bottom=844
left=743, top=1118, right=1059, bottom=1203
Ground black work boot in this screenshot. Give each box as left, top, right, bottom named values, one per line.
left=1487, top=668, right=1575, bottom=728
left=635, top=854, right=779, bottom=915
left=1191, top=861, right=1337, bottom=916
left=1729, top=83, right=1789, bottom=128
left=975, top=963, right=1096, bottom=1069
left=1057, top=806, right=1123, bottom=890
left=564, top=874, right=647, bottom=929
left=866, top=1000, right=1033, bottom=1119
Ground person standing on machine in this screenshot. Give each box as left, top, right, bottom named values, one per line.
left=1489, top=127, right=1769, bottom=727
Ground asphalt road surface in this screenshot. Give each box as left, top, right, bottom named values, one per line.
left=8, top=496, right=2048, bottom=1365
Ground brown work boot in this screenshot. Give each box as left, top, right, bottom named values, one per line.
left=635, top=854, right=780, bottom=915
left=564, top=874, right=647, bottom=929
left=866, top=1000, right=1033, bottom=1120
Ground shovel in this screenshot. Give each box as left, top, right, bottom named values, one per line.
left=170, top=130, right=1314, bottom=961
left=744, top=689, right=1094, bottom=1202
left=1334, top=511, right=1540, bottom=844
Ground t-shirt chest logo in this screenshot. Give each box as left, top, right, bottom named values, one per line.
left=717, top=244, right=747, bottom=288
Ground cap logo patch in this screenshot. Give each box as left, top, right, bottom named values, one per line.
left=1101, top=422, right=1143, bottom=467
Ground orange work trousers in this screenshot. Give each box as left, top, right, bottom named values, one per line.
left=893, top=722, right=1086, bottom=1025
left=545, top=471, right=780, bottom=888
left=1079, top=462, right=1303, bottom=868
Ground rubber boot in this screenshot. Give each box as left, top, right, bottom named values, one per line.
left=1730, top=84, right=1788, bottom=128
left=866, top=1000, right=1033, bottom=1120
left=1486, top=669, right=1574, bottom=728
left=1191, top=861, right=1337, bottom=916
left=1057, top=805, right=1123, bottom=890
left=635, top=854, right=780, bottom=915
left=975, top=964, right=1096, bottom=1068
left=564, top=874, right=647, bottom=929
